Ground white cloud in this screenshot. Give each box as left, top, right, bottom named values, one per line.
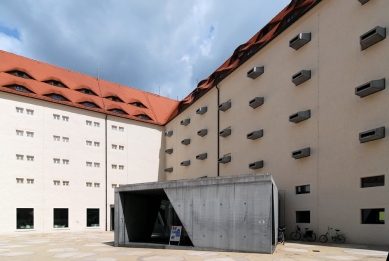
left=0, top=32, right=22, bottom=54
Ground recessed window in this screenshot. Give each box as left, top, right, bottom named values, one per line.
left=54, top=136, right=60, bottom=141
left=63, top=181, right=69, bottom=186
left=130, top=102, right=147, bottom=108
left=86, top=162, right=92, bottom=167
left=26, top=109, right=34, bottom=115
left=94, top=162, right=100, bottom=168
left=94, top=183, right=100, bottom=188
left=26, top=132, right=34, bottom=138
left=53, top=158, right=60, bottom=164
left=53, top=114, right=60, bottom=120
left=16, top=130, right=24, bottom=136
left=16, top=107, right=24, bottom=113
left=16, top=154, right=24, bottom=160
left=119, top=145, right=124, bottom=150
left=46, top=93, right=68, bottom=101
left=119, top=165, right=124, bottom=170
left=112, top=144, right=117, bottom=149
left=87, top=209, right=100, bottom=227
left=16, top=85, right=24, bottom=92
left=16, top=178, right=24, bottom=184
left=296, top=185, right=310, bottom=194
left=27, top=156, right=34, bottom=161
left=53, top=208, right=68, bottom=228
left=62, top=137, right=69, bottom=142
left=27, top=179, right=34, bottom=184
left=86, top=140, right=92, bottom=146
left=112, top=125, right=117, bottom=131
left=78, top=88, right=97, bottom=96
left=106, top=96, right=123, bottom=103
left=86, top=120, right=92, bottom=126
left=296, top=211, right=310, bottom=223
left=361, top=175, right=385, bottom=188
left=62, top=116, right=69, bottom=121
left=80, top=102, right=100, bottom=108
left=62, top=159, right=69, bottom=165
left=7, top=70, right=33, bottom=79
left=16, top=208, right=34, bottom=229
left=112, top=184, right=117, bottom=188
left=94, top=122, right=100, bottom=127
left=44, top=80, right=67, bottom=88
left=136, top=114, right=152, bottom=120
left=6, top=84, right=35, bottom=93
left=109, top=108, right=127, bottom=115
left=119, top=127, right=124, bottom=132
left=362, top=209, right=385, bottom=224
left=112, top=164, right=117, bottom=169
left=86, top=182, right=92, bottom=187
left=94, top=142, right=100, bottom=147
left=53, top=180, right=60, bottom=185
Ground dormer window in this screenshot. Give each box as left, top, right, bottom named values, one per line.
left=44, top=93, right=69, bottom=101
left=5, top=84, right=34, bottom=94
left=44, top=80, right=68, bottom=88
left=80, top=102, right=100, bottom=109
left=136, top=114, right=152, bottom=121
left=6, top=70, right=34, bottom=79
left=109, top=108, right=127, bottom=115
left=78, top=88, right=97, bottom=96
left=130, top=102, right=147, bottom=108
left=106, top=96, right=124, bottom=103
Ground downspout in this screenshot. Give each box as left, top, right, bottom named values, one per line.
left=215, top=84, right=220, bottom=177
left=105, top=114, right=108, bottom=231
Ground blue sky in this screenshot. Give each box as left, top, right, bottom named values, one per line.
left=0, top=0, right=290, bottom=100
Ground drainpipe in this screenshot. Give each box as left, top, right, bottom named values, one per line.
left=105, top=114, right=108, bottom=231
left=215, top=84, right=220, bottom=177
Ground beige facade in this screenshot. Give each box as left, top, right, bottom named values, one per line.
left=164, top=0, right=389, bottom=245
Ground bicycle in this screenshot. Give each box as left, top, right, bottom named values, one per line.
left=278, top=226, right=286, bottom=245
left=290, top=225, right=316, bottom=241
left=319, top=227, right=346, bottom=244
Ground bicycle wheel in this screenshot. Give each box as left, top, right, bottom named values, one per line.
left=319, top=235, right=328, bottom=243
left=290, top=232, right=301, bottom=241
left=306, top=233, right=316, bottom=242
left=336, top=235, right=345, bottom=244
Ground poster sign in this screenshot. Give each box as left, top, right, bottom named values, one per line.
left=169, top=226, right=182, bottom=242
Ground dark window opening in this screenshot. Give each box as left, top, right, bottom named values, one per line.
left=7, top=70, right=34, bottom=79
left=54, top=208, right=68, bottom=228
left=87, top=208, right=100, bottom=227
left=296, top=211, right=310, bottom=223
left=361, top=175, right=385, bottom=188
left=362, top=209, right=385, bottom=224
left=17, top=208, right=34, bottom=229
left=109, top=108, right=127, bottom=115
left=106, top=96, right=124, bottom=103
left=78, top=88, right=97, bottom=96
left=44, top=93, right=69, bottom=101
left=44, top=80, right=68, bottom=88
left=80, top=102, right=100, bottom=109
left=5, top=84, right=35, bottom=94
left=296, top=185, right=310, bottom=194
left=130, top=102, right=147, bottom=108
left=136, top=114, right=152, bottom=120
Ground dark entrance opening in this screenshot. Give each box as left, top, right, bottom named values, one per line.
left=110, top=205, right=115, bottom=231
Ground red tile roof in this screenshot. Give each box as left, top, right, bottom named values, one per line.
left=0, top=50, right=179, bottom=126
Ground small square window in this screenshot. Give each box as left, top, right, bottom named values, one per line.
left=86, top=162, right=92, bottom=167
left=119, top=127, right=124, bottom=132
left=53, top=135, right=60, bottom=141
left=94, top=183, right=100, bottom=188
left=119, top=145, right=124, bottom=150
left=119, top=165, right=124, bottom=170
left=362, top=209, right=385, bottom=224
left=112, top=184, right=117, bottom=188
left=63, top=181, right=69, bottom=186
left=86, top=140, right=92, bottom=146
left=53, top=114, right=60, bottom=120
left=62, top=137, right=69, bottom=142
left=112, top=125, right=117, bottom=131
left=16, top=107, right=24, bottom=113
left=112, top=144, right=117, bottom=149
left=87, top=208, right=99, bottom=227
left=53, top=158, right=60, bottom=164
left=27, top=156, right=34, bottom=161
left=53, top=208, right=68, bottom=228
left=26, top=132, right=34, bottom=138
left=94, top=162, right=100, bottom=168
left=16, top=208, right=34, bottom=229
left=86, top=120, right=92, bottom=126
left=296, top=211, right=310, bottom=223
left=16, top=178, right=24, bottom=184
left=27, top=179, right=34, bottom=184
left=62, top=116, right=69, bottom=121
left=53, top=180, right=60, bottom=185
left=16, top=130, right=24, bottom=136
left=94, top=122, right=100, bottom=127
left=361, top=175, right=385, bottom=188
left=86, top=182, right=92, bottom=187
left=94, top=142, right=100, bottom=147
left=26, top=109, right=34, bottom=115
left=16, top=154, right=24, bottom=160
left=63, top=159, right=69, bottom=165
left=296, top=185, right=310, bottom=194
left=112, top=164, right=117, bottom=169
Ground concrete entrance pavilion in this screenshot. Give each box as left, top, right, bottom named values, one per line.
left=114, top=174, right=278, bottom=254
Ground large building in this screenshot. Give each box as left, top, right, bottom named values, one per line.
left=0, top=0, right=388, bottom=246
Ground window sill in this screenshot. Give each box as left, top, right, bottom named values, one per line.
left=53, top=228, right=70, bottom=230
left=15, top=229, right=35, bottom=232
left=86, top=227, right=101, bottom=229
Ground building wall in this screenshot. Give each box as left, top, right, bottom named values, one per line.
left=164, top=0, right=389, bottom=245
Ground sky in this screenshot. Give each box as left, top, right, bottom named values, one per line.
left=0, top=0, right=290, bottom=100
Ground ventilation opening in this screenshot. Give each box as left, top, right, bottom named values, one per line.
left=290, top=114, right=298, bottom=119
left=293, top=151, right=302, bottom=156
left=290, top=35, right=299, bottom=44
left=249, top=99, right=256, bottom=104
left=293, top=73, right=302, bottom=79
left=361, top=131, right=375, bottom=138
left=247, top=133, right=254, bottom=137
left=249, top=163, right=255, bottom=168
left=247, top=68, right=254, bottom=75
left=356, top=83, right=371, bottom=92
left=362, top=29, right=377, bottom=40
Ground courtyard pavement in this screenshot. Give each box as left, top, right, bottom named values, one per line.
left=0, top=231, right=388, bottom=261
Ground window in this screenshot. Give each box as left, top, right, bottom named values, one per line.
left=53, top=114, right=60, bottom=120
left=130, top=102, right=146, bottom=108
left=62, top=116, right=69, bottom=121
left=44, top=80, right=67, bottom=88
left=119, top=145, right=124, bottom=150
left=296, top=211, right=310, bottom=223
left=112, top=184, right=117, bottom=188
left=16, top=130, right=24, bottom=136
left=86, top=182, right=92, bottom=187
left=119, top=165, right=124, bottom=170
left=112, top=144, right=117, bottom=149
left=63, top=181, right=69, bottom=186
left=16, top=178, right=24, bottom=184
left=94, top=142, right=100, bottom=147
left=86, top=162, right=92, bottom=167
left=53, top=208, right=68, bottom=228
left=112, top=164, right=117, bottom=169
left=86, top=140, right=92, bottom=146
left=54, top=180, right=60, bottom=185
left=361, top=175, right=385, bottom=188
left=87, top=209, right=100, bottom=227
left=94, top=183, right=100, bottom=188
left=94, top=163, right=100, bottom=168
left=16, top=107, right=24, bottom=113
left=53, top=158, right=60, bottom=164
left=26, top=132, right=34, bottom=138
left=86, top=120, right=92, bottom=126
left=15, top=85, right=25, bottom=92
left=16, top=208, right=34, bottom=229
left=112, top=125, right=117, bottom=131
left=136, top=114, right=152, bottom=120
left=296, top=185, right=310, bottom=194
left=16, top=154, right=24, bottom=160
left=62, top=137, right=69, bottom=142
left=81, top=102, right=99, bottom=108
left=94, top=122, right=100, bottom=127
left=362, top=209, right=385, bottom=224
left=26, top=109, right=34, bottom=115
left=54, top=136, right=60, bottom=141
left=7, top=70, right=33, bottom=79
left=27, top=179, right=34, bottom=184
left=119, top=127, right=124, bottom=132
left=62, top=159, right=69, bottom=165
left=27, top=156, right=34, bottom=161
left=53, top=94, right=65, bottom=100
